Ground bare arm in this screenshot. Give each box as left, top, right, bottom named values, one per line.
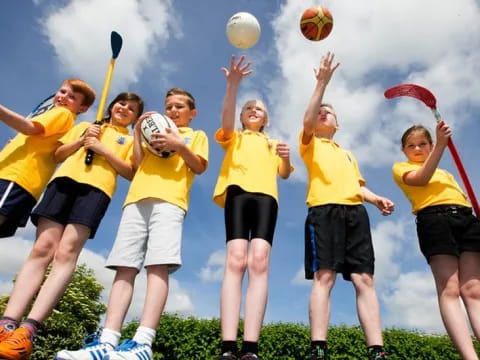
left=152, top=128, right=207, bottom=174
left=0, top=104, right=43, bottom=135
left=220, top=55, right=253, bottom=140
left=84, top=137, right=135, bottom=180
left=403, top=121, right=451, bottom=186
left=54, top=124, right=101, bottom=163
left=361, top=186, right=395, bottom=216
left=54, top=137, right=83, bottom=163
left=302, top=52, right=339, bottom=144
left=132, top=118, right=146, bottom=172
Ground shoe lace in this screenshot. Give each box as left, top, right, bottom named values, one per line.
left=115, top=339, right=139, bottom=351
left=3, top=330, right=30, bottom=347
left=241, top=353, right=259, bottom=359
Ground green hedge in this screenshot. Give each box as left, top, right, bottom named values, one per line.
left=121, top=313, right=479, bottom=360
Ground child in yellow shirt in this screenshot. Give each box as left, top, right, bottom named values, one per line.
left=301, top=52, right=393, bottom=360
left=214, top=55, right=292, bottom=360
left=0, top=92, right=143, bottom=360
left=393, top=122, right=480, bottom=359
left=0, top=79, right=95, bottom=237
left=55, top=88, right=208, bottom=360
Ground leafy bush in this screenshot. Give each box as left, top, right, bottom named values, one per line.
left=122, top=314, right=478, bottom=360
left=2, top=265, right=479, bottom=359
left=0, top=264, right=106, bottom=360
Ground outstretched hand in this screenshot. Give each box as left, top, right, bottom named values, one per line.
left=221, top=55, right=253, bottom=86
left=314, top=51, right=340, bottom=84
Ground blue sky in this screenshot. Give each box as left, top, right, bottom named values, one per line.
left=1, top=0, right=480, bottom=335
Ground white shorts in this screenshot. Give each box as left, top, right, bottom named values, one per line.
left=106, top=199, right=185, bottom=273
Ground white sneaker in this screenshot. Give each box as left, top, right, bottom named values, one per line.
left=104, top=340, right=152, bottom=360
left=55, top=334, right=115, bottom=360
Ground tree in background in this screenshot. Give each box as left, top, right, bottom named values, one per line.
left=0, top=264, right=106, bottom=360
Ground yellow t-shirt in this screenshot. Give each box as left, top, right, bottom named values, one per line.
left=52, top=122, right=133, bottom=199
left=213, top=129, right=283, bottom=208
left=392, top=161, right=470, bottom=213
left=299, top=132, right=365, bottom=207
left=0, top=106, right=75, bottom=200
left=124, top=127, right=209, bottom=211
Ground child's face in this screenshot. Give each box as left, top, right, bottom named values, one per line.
left=402, top=130, right=433, bottom=162
left=240, top=100, right=268, bottom=131
left=315, top=106, right=338, bottom=133
left=54, top=83, right=88, bottom=114
left=165, top=94, right=196, bottom=127
left=110, top=100, right=140, bottom=127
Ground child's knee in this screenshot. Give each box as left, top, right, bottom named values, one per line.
left=460, top=280, right=480, bottom=300
left=226, top=250, right=248, bottom=273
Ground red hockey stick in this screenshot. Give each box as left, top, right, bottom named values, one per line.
left=385, top=83, right=479, bottom=217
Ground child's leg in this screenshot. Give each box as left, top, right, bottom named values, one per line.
left=243, top=238, right=271, bottom=342
left=430, top=254, right=479, bottom=359
left=138, top=264, right=169, bottom=331
left=3, top=218, right=64, bottom=320
left=221, top=239, right=248, bottom=341
left=350, top=273, right=383, bottom=346
left=26, top=222, right=90, bottom=323
left=309, top=269, right=336, bottom=340
left=459, top=251, right=480, bottom=340
left=103, top=266, right=138, bottom=333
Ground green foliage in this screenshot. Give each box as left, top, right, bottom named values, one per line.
left=0, top=264, right=106, bottom=360
left=2, top=265, right=479, bottom=359
left=120, top=314, right=478, bottom=360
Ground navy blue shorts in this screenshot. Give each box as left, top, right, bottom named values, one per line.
left=0, top=179, right=37, bottom=238
left=416, top=204, right=480, bottom=263
left=305, top=204, right=374, bottom=281
left=224, top=185, right=278, bottom=244
left=31, top=177, right=110, bottom=239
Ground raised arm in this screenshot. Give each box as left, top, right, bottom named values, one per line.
left=220, top=55, right=253, bottom=139
left=403, top=121, right=451, bottom=186
left=302, top=52, right=339, bottom=144
left=0, top=104, right=44, bottom=135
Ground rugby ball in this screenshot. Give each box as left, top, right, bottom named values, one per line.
left=140, top=113, right=178, bottom=158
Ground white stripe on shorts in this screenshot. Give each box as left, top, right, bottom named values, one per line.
left=0, top=181, right=14, bottom=209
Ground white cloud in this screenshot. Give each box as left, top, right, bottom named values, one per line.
left=382, top=270, right=444, bottom=333
left=199, top=249, right=225, bottom=282
left=41, top=0, right=179, bottom=92
left=371, top=219, right=407, bottom=288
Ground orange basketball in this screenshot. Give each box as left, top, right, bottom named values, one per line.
left=300, top=6, right=333, bottom=41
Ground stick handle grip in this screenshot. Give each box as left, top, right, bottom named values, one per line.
left=447, top=138, right=480, bottom=218
left=84, top=121, right=103, bottom=165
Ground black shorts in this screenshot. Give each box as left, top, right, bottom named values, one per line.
left=416, top=205, right=480, bottom=263
left=31, top=177, right=110, bottom=238
left=224, top=185, right=278, bottom=244
left=0, top=180, right=37, bottom=238
left=305, top=204, right=374, bottom=281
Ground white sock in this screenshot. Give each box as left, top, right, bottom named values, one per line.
left=100, top=328, right=121, bottom=347
left=132, top=326, right=156, bottom=347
